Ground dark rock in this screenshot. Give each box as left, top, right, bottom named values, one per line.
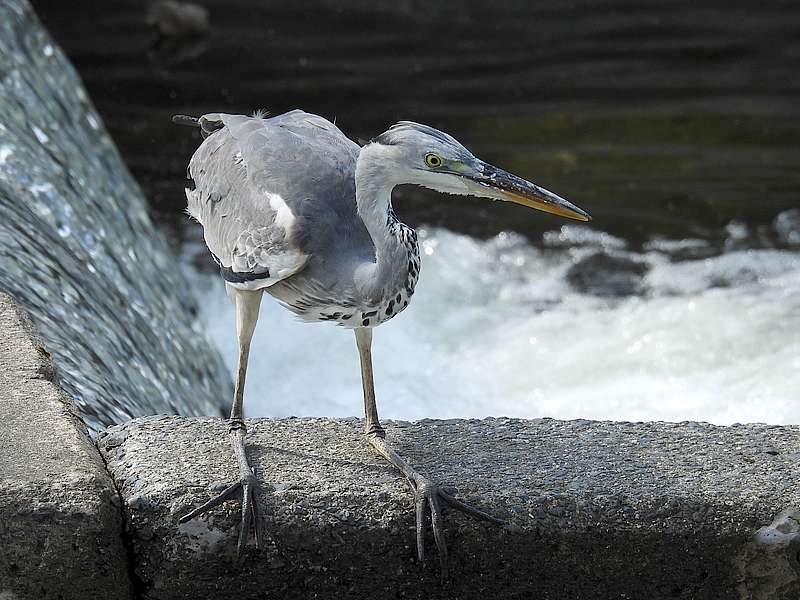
left=147, top=1, right=209, bottom=38
left=774, top=209, right=800, bottom=246
left=566, top=251, right=649, bottom=296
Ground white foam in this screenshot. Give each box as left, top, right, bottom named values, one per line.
left=191, top=227, right=800, bottom=425
left=0, top=145, right=13, bottom=166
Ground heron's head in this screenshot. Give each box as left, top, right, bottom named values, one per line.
left=367, top=121, right=590, bottom=222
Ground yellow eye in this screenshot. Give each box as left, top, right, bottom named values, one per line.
left=425, top=153, right=443, bottom=168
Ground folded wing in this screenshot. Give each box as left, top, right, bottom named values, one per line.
left=186, top=110, right=360, bottom=289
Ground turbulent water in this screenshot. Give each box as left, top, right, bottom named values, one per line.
left=188, top=211, right=800, bottom=426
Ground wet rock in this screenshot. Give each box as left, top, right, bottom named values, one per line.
left=566, top=251, right=649, bottom=296
left=98, top=415, right=800, bottom=599
left=773, top=209, right=800, bottom=246
left=147, top=1, right=209, bottom=38
left=0, top=0, right=229, bottom=432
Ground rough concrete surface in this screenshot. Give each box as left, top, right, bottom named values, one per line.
left=0, top=293, right=131, bottom=600
left=98, top=414, right=800, bottom=600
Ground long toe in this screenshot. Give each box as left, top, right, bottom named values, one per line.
left=427, top=488, right=448, bottom=578
left=179, top=480, right=242, bottom=523
left=237, top=474, right=263, bottom=556
left=439, top=489, right=505, bottom=525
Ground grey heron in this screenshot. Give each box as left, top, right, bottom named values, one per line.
left=174, top=109, right=590, bottom=573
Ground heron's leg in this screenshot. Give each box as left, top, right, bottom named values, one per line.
left=354, top=328, right=503, bottom=577
left=180, top=287, right=265, bottom=556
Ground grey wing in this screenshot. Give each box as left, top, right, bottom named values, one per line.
left=185, top=110, right=361, bottom=289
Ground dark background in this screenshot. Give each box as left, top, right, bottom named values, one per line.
left=33, top=0, right=800, bottom=248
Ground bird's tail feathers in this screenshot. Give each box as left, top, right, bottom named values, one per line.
left=171, top=114, right=199, bottom=127
left=171, top=114, right=225, bottom=138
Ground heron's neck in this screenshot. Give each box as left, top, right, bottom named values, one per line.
left=353, top=144, right=421, bottom=305
left=354, top=145, right=406, bottom=259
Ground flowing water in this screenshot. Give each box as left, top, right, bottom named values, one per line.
left=0, top=1, right=229, bottom=432
left=186, top=212, right=800, bottom=426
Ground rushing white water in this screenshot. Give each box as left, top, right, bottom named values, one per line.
left=189, top=221, right=800, bottom=425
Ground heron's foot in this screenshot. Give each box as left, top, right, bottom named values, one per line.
left=407, top=472, right=504, bottom=579
left=179, top=471, right=264, bottom=557
left=367, top=433, right=504, bottom=577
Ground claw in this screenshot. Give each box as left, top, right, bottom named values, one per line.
left=415, top=491, right=427, bottom=563
left=427, top=490, right=448, bottom=578
left=253, top=490, right=265, bottom=549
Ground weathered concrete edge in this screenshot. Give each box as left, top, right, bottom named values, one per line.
left=98, top=415, right=800, bottom=600
left=0, top=292, right=132, bottom=600
left=2, top=291, right=800, bottom=599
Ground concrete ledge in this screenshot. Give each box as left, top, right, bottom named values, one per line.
left=3, top=287, right=799, bottom=599
left=0, top=293, right=131, bottom=599
left=98, top=415, right=800, bottom=599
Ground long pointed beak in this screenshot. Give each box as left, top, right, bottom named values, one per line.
left=469, top=163, right=591, bottom=222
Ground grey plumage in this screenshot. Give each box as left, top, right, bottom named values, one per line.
left=186, top=109, right=418, bottom=327
left=374, top=120, right=467, bottom=151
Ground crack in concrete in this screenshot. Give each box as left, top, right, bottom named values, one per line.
left=93, top=438, right=147, bottom=600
